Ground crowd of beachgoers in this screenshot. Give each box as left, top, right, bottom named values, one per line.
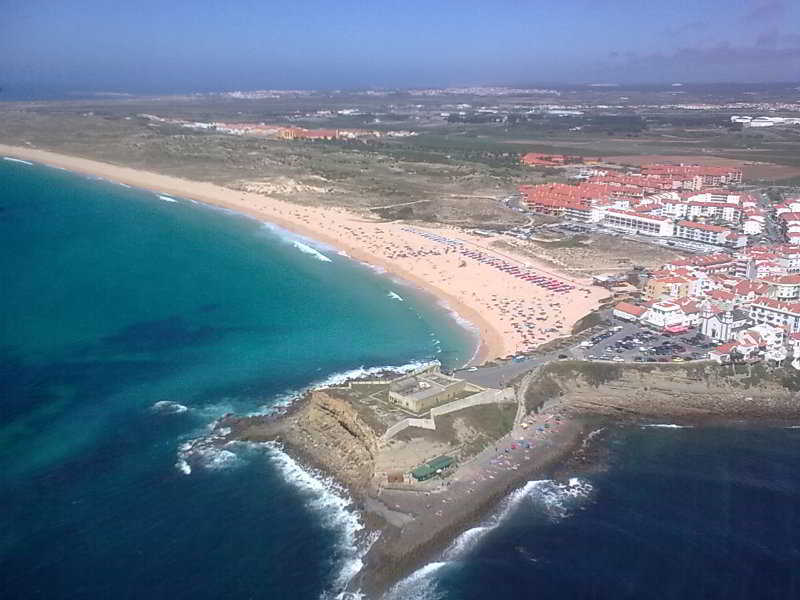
left=0, top=145, right=606, bottom=361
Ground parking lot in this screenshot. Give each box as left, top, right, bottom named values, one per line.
left=578, top=319, right=715, bottom=363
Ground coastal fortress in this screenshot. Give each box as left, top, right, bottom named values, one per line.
left=215, top=356, right=800, bottom=596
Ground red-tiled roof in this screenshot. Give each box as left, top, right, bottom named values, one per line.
left=751, top=296, right=800, bottom=313
left=676, top=220, right=728, bottom=233
left=614, top=302, right=647, bottom=316
left=605, top=208, right=670, bottom=221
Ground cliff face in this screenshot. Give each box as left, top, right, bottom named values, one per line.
left=230, top=390, right=380, bottom=491
left=525, top=361, right=800, bottom=419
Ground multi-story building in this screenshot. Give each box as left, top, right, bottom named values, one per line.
left=643, top=275, right=691, bottom=301
left=601, top=209, right=674, bottom=236
left=760, top=274, right=800, bottom=301
left=749, top=297, right=800, bottom=333
left=674, top=220, right=733, bottom=245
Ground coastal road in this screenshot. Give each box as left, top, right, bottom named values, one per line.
left=454, top=352, right=565, bottom=388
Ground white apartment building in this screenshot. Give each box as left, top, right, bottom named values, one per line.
left=749, top=297, right=800, bottom=333
left=601, top=209, right=674, bottom=237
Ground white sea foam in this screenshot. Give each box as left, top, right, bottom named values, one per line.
left=3, top=157, right=33, bottom=165
left=442, top=526, right=491, bottom=559
left=254, top=360, right=436, bottom=416
left=387, top=291, right=405, bottom=302
left=525, top=478, right=594, bottom=521
left=441, top=478, right=593, bottom=562
left=175, top=457, right=192, bottom=474
left=263, top=442, right=376, bottom=599
left=118, top=182, right=132, bottom=188
left=151, top=400, right=189, bottom=415
left=383, top=561, right=448, bottom=600
left=260, top=221, right=338, bottom=259
left=293, top=240, right=333, bottom=262
left=641, top=424, right=693, bottom=429
left=158, top=194, right=178, bottom=202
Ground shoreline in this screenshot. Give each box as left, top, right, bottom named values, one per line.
left=0, top=144, right=605, bottom=365
left=215, top=358, right=800, bottom=597
left=0, top=146, right=490, bottom=363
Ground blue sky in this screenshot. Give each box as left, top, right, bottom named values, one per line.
left=2, top=0, right=799, bottom=92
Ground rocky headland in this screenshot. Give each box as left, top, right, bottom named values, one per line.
left=214, top=360, right=800, bottom=597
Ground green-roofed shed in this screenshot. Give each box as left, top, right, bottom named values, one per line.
left=427, top=456, right=454, bottom=471
left=410, top=456, right=454, bottom=481
left=411, top=464, right=436, bottom=481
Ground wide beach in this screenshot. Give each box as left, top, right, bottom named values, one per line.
left=0, top=144, right=605, bottom=364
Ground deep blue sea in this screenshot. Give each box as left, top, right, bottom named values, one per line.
left=0, top=157, right=473, bottom=599
left=3, top=158, right=800, bottom=600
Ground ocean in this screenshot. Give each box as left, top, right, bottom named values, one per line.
left=388, top=425, right=800, bottom=600
left=3, top=158, right=800, bottom=600
left=0, top=158, right=473, bottom=599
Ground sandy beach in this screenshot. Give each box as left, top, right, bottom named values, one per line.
left=1, top=144, right=605, bottom=363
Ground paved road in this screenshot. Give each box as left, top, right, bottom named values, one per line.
left=453, top=318, right=713, bottom=388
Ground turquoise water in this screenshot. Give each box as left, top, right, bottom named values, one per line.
left=7, top=158, right=800, bottom=600
left=0, top=158, right=474, bottom=599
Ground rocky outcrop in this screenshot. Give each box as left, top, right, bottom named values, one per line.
left=525, top=361, right=800, bottom=420
left=224, top=390, right=380, bottom=491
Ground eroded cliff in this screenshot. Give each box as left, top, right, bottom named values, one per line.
left=226, top=390, right=380, bottom=491
left=525, top=361, right=800, bottom=420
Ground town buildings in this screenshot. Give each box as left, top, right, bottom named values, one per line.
left=520, top=163, right=749, bottom=249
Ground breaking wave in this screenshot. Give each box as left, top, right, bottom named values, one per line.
left=151, top=400, right=189, bottom=415
left=3, top=157, right=33, bottom=165
left=176, top=360, right=436, bottom=473
left=260, top=222, right=336, bottom=263
left=293, top=240, right=333, bottom=262
left=263, top=442, right=378, bottom=600
left=641, top=424, right=694, bottom=429
left=255, top=360, right=436, bottom=415
left=158, top=194, right=178, bottom=202
left=383, top=562, right=448, bottom=600
left=387, top=291, right=404, bottom=302
left=391, top=478, right=594, bottom=598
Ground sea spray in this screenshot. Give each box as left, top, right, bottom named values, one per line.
left=174, top=359, right=438, bottom=471
left=262, top=442, right=377, bottom=599
left=392, top=478, right=595, bottom=599
left=382, top=562, right=448, bottom=600
left=251, top=359, right=437, bottom=415
left=151, top=400, right=189, bottom=415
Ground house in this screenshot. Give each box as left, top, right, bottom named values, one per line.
left=643, top=275, right=691, bottom=301
left=709, top=324, right=786, bottom=363
left=708, top=341, right=740, bottom=363
left=612, top=302, right=647, bottom=321
left=788, top=332, right=800, bottom=358
left=641, top=301, right=692, bottom=332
